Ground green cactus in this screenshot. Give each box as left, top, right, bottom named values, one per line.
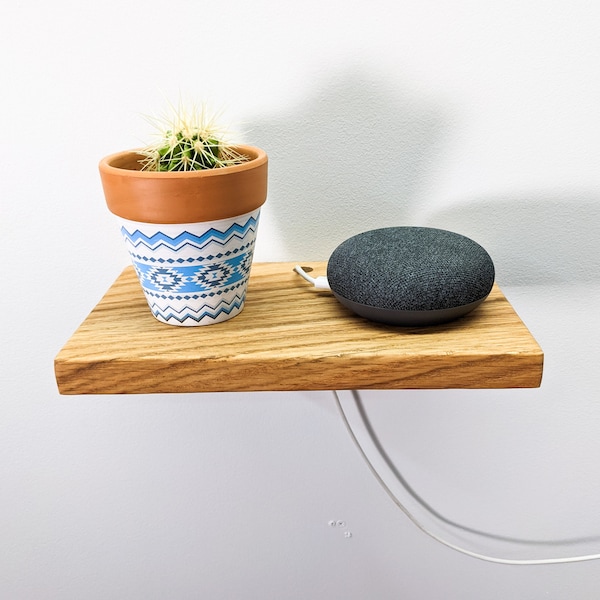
left=138, top=103, right=249, bottom=172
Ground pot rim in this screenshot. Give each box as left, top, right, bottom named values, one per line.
left=99, top=144, right=268, bottom=224
left=98, top=144, right=267, bottom=179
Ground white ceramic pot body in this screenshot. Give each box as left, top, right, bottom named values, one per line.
left=117, top=208, right=260, bottom=326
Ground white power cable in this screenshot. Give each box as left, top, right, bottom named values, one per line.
left=333, top=390, right=600, bottom=566
left=293, top=265, right=331, bottom=290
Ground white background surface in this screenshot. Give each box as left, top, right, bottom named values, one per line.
left=2, top=1, right=600, bottom=597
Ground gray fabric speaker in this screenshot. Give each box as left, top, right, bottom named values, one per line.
left=326, top=227, right=495, bottom=326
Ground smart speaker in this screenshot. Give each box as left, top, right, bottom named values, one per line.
left=326, top=227, right=495, bottom=326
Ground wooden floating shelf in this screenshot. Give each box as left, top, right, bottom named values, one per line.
left=54, top=262, right=543, bottom=394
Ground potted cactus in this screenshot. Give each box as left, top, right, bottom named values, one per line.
left=99, top=104, right=268, bottom=326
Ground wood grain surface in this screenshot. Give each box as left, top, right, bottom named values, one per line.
left=54, top=262, right=543, bottom=394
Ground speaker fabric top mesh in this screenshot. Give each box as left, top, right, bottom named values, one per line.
left=327, top=227, right=495, bottom=312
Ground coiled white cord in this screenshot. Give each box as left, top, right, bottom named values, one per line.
left=334, top=390, right=600, bottom=565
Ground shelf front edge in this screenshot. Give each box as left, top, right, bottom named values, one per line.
left=54, top=351, right=543, bottom=394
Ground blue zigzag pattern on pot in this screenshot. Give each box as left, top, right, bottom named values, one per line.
left=143, top=279, right=246, bottom=301
left=128, top=240, right=255, bottom=265
left=115, top=208, right=260, bottom=326
left=147, top=293, right=246, bottom=324
left=120, top=215, right=258, bottom=253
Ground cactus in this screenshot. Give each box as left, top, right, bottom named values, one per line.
left=138, top=103, right=249, bottom=172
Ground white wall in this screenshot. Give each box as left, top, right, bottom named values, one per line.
left=2, top=1, right=600, bottom=597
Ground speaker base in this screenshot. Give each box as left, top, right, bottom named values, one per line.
left=332, top=292, right=489, bottom=326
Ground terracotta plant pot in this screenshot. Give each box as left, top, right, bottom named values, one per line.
left=99, top=145, right=268, bottom=326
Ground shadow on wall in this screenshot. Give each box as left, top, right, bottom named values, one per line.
left=251, top=67, right=448, bottom=261
left=422, top=193, right=600, bottom=286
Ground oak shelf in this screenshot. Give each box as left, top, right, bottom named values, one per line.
left=54, top=262, right=543, bottom=394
